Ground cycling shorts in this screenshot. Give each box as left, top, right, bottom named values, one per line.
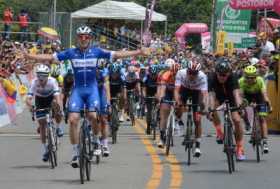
left=68, top=85, right=100, bottom=113
left=180, top=87, right=200, bottom=112
left=35, top=95, right=53, bottom=119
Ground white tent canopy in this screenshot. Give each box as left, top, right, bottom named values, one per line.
left=71, top=0, right=167, bottom=21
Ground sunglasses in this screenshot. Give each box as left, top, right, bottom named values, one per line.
left=217, top=73, right=229, bottom=77
left=188, top=70, right=198, bottom=75
left=245, top=76, right=256, bottom=80
left=38, top=75, right=48, bottom=80
left=78, top=35, right=92, bottom=40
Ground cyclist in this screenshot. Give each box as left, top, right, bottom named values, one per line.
left=239, top=65, right=272, bottom=154
left=25, top=64, right=62, bottom=162
left=143, top=64, right=159, bottom=134
left=157, top=58, right=180, bottom=148
left=24, top=25, right=150, bottom=168
left=123, top=63, right=141, bottom=122
left=96, top=59, right=110, bottom=157
left=174, top=59, right=208, bottom=157
left=207, top=58, right=245, bottom=161
left=108, top=61, right=125, bottom=122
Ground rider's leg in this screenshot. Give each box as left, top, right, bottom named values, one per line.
left=158, top=103, right=171, bottom=147
left=38, top=118, right=48, bottom=161
left=68, top=112, right=80, bottom=156
left=232, top=111, right=245, bottom=160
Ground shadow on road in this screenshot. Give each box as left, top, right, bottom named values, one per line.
left=11, top=165, right=50, bottom=169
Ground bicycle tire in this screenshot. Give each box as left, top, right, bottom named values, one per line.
left=254, top=114, right=262, bottom=163
left=185, top=119, right=192, bottom=166
left=79, top=128, right=86, bottom=184
left=48, top=128, right=56, bottom=169
left=224, top=120, right=234, bottom=174
left=129, top=96, right=135, bottom=126
left=85, top=125, right=92, bottom=181
left=111, top=105, right=119, bottom=144
left=166, top=113, right=174, bottom=156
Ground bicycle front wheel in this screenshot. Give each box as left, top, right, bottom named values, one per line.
left=48, top=128, right=57, bottom=169
left=166, top=114, right=174, bottom=156
left=79, top=128, right=86, bottom=184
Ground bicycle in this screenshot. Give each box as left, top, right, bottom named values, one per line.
left=246, top=102, right=269, bottom=163
left=127, top=89, right=136, bottom=126
left=79, top=108, right=93, bottom=184
left=209, top=100, right=240, bottom=174
left=182, top=101, right=201, bottom=166
left=145, top=97, right=159, bottom=140
left=32, top=108, right=58, bottom=169
left=165, top=101, right=175, bottom=156
left=110, top=97, right=120, bottom=144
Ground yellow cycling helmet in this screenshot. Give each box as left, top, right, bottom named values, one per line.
left=244, top=65, right=257, bottom=77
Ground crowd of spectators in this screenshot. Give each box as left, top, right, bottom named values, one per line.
left=1, top=7, right=30, bottom=41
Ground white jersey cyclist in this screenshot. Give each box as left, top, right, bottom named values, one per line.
left=28, top=77, right=60, bottom=97
left=175, top=69, right=208, bottom=91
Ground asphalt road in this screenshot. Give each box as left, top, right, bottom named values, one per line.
left=0, top=111, right=279, bottom=189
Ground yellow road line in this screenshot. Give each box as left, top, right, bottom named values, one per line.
left=134, top=120, right=163, bottom=189
left=137, top=119, right=183, bottom=189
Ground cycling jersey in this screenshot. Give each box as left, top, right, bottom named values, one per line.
left=208, top=72, right=239, bottom=107
left=27, top=77, right=60, bottom=97
left=53, top=47, right=114, bottom=112
left=175, top=69, right=208, bottom=91
left=143, top=74, right=158, bottom=97
left=159, top=70, right=175, bottom=103
left=53, top=47, right=114, bottom=87
left=124, top=72, right=139, bottom=91
left=239, top=76, right=266, bottom=94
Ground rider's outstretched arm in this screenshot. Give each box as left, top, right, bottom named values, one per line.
left=25, top=53, right=54, bottom=62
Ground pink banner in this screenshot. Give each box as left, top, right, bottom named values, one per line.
left=258, top=17, right=280, bottom=33
left=274, top=0, right=280, bottom=15
left=175, top=23, right=208, bottom=48
left=230, top=0, right=275, bottom=10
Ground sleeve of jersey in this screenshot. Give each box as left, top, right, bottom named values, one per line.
left=175, top=71, right=182, bottom=87
left=53, top=49, right=72, bottom=61
left=52, top=79, right=60, bottom=96
left=259, top=77, right=266, bottom=92
left=27, top=80, right=35, bottom=97
left=232, top=75, right=240, bottom=90
left=201, top=74, right=208, bottom=91
left=96, top=48, right=115, bottom=62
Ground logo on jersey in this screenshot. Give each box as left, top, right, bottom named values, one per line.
left=72, top=58, right=97, bottom=68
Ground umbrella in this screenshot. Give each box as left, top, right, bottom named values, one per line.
left=37, top=27, right=59, bottom=40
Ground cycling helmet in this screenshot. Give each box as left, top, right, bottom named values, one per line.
left=109, top=63, right=120, bottom=73
left=36, top=64, right=50, bottom=76
left=149, top=64, right=158, bottom=75
left=76, top=25, right=92, bottom=35
left=215, top=58, right=232, bottom=73
left=165, top=58, right=176, bottom=68
left=244, top=65, right=257, bottom=77
left=187, top=59, right=201, bottom=72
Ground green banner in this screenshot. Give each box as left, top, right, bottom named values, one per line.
left=216, top=0, right=251, bottom=33
left=241, top=37, right=256, bottom=48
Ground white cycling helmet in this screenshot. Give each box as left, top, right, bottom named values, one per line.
left=36, top=64, right=50, bottom=76
left=165, top=58, right=176, bottom=68
left=76, top=25, right=92, bottom=35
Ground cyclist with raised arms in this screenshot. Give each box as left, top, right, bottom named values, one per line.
left=23, top=25, right=150, bottom=168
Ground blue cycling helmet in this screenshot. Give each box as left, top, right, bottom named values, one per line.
left=149, top=64, right=158, bottom=75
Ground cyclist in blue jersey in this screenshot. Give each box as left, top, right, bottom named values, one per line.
left=96, top=59, right=111, bottom=157
left=24, top=25, right=150, bottom=168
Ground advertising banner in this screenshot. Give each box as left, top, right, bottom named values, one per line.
left=229, top=0, right=275, bottom=10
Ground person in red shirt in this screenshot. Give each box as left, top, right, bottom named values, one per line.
left=3, top=7, right=13, bottom=39
left=18, top=9, right=30, bottom=42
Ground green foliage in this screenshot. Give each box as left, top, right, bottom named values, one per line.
left=0, top=0, right=213, bottom=33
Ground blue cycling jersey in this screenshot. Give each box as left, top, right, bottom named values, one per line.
left=53, top=47, right=113, bottom=87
